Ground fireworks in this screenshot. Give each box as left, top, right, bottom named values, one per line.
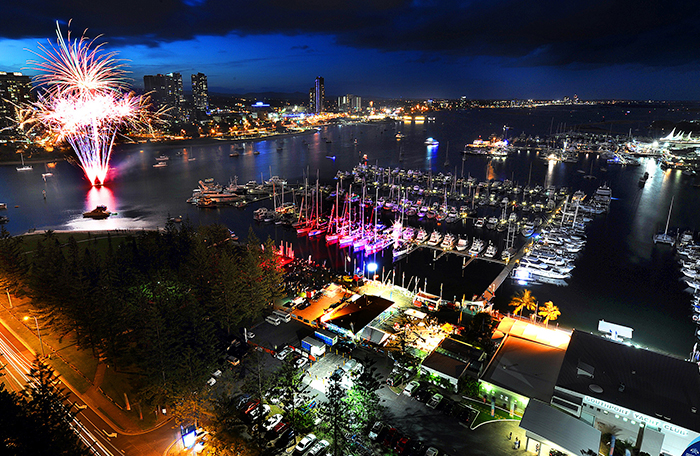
left=23, top=23, right=152, bottom=186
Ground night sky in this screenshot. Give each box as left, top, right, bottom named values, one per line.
left=2, top=0, right=700, bottom=100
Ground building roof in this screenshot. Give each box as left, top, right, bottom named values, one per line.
left=421, top=351, right=468, bottom=380
left=556, top=330, right=700, bottom=433
left=322, top=294, right=394, bottom=335
left=482, top=334, right=568, bottom=402
left=438, top=337, right=484, bottom=362
left=520, top=399, right=601, bottom=455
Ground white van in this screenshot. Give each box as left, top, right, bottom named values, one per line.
left=265, top=315, right=281, bottom=326
left=272, top=309, right=291, bottom=323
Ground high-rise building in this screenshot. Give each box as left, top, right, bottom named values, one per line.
left=309, top=77, right=324, bottom=114
left=338, top=94, right=361, bottom=113
left=144, top=73, right=185, bottom=121
left=0, top=71, right=33, bottom=129
left=191, top=72, right=209, bottom=118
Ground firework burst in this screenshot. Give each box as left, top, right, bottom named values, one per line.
left=23, top=22, right=153, bottom=186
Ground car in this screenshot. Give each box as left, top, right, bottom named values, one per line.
left=248, top=404, right=270, bottom=421
left=284, top=395, right=305, bottom=411
left=395, top=436, right=411, bottom=454
left=330, top=367, right=345, bottom=381
left=414, top=388, right=431, bottom=403
left=403, top=380, right=420, bottom=396
left=425, top=447, right=439, bottom=456
left=276, top=428, right=296, bottom=448
left=297, top=300, right=311, bottom=310
left=307, top=439, right=330, bottom=456
left=382, top=428, right=398, bottom=447
left=271, top=420, right=289, bottom=436
left=242, top=399, right=260, bottom=414
left=212, top=369, right=222, bottom=377
left=234, top=394, right=251, bottom=409
left=262, top=413, right=283, bottom=431
left=426, top=393, right=443, bottom=409
left=295, top=433, right=317, bottom=454
left=295, top=357, right=309, bottom=369
left=439, top=398, right=455, bottom=415
left=276, top=346, right=293, bottom=360
left=335, top=341, right=356, bottom=354
left=206, top=377, right=216, bottom=386
left=226, top=355, right=240, bottom=366
left=407, top=440, right=425, bottom=456
left=368, top=421, right=385, bottom=441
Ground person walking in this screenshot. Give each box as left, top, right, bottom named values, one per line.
left=508, top=432, right=512, bottom=440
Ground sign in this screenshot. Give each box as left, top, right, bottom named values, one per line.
left=584, top=397, right=688, bottom=437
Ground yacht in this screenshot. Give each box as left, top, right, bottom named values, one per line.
left=484, top=243, right=497, bottom=258
left=155, top=154, right=169, bottom=161
left=474, top=217, right=485, bottom=228
left=16, top=153, right=32, bottom=172
left=424, top=137, right=439, bottom=146
left=416, top=228, right=429, bottom=243
left=83, top=205, right=111, bottom=219
left=456, top=237, right=469, bottom=252
left=427, top=231, right=443, bottom=247
left=468, top=238, right=484, bottom=256
left=440, top=233, right=455, bottom=250
left=153, top=161, right=168, bottom=168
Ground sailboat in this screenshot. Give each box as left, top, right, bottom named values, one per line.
left=653, top=196, right=676, bottom=246
left=16, top=153, right=33, bottom=172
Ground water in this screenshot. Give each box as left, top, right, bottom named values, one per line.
left=1, top=105, right=698, bottom=358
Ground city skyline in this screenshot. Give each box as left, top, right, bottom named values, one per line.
left=1, top=2, right=700, bottom=101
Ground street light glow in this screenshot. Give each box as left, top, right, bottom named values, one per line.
left=367, top=262, right=378, bottom=273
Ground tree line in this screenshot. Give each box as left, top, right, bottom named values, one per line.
left=0, top=223, right=284, bottom=408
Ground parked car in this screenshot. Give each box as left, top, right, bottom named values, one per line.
left=307, top=439, right=330, bottom=456
left=426, top=393, right=443, bottom=409
left=276, top=428, right=296, bottom=448
left=234, top=394, right=251, bottom=409
left=382, top=428, right=398, bottom=447
left=439, top=398, right=455, bottom=415
left=262, top=413, right=283, bottom=431
left=271, top=420, right=289, bottom=436
left=294, top=433, right=317, bottom=454
left=226, top=355, right=240, bottom=366
left=295, top=357, right=309, bottom=369
left=407, top=440, right=425, bottom=456
left=276, top=346, right=293, bottom=360
left=414, top=388, right=432, bottom=403
left=335, top=341, right=356, bottom=354
left=425, top=447, right=439, bottom=456
left=248, top=404, right=270, bottom=421
left=395, top=436, right=411, bottom=454
left=368, top=421, right=384, bottom=441
left=403, top=380, right=420, bottom=396
left=242, top=399, right=260, bottom=414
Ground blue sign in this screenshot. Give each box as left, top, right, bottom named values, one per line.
left=682, top=437, right=700, bottom=456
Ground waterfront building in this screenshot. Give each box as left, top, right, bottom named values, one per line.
left=338, top=94, right=362, bottom=113
left=144, top=72, right=186, bottom=121
left=309, top=76, right=324, bottom=114
left=479, top=317, right=700, bottom=456
left=191, top=72, right=209, bottom=119
left=0, top=71, right=32, bottom=129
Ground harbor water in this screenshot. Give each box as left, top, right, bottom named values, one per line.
left=1, top=105, right=698, bottom=358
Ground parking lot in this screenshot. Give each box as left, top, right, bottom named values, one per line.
left=245, top=312, right=528, bottom=456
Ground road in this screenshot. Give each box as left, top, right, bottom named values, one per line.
left=0, top=317, right=178, bottom=456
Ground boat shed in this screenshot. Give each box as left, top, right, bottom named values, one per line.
left=321, top=294, right=394, bottom=339
left=552, top=330, right=700, bottom=456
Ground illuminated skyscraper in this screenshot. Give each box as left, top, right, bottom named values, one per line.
left=309, top=76, right=324, bottom=114
left=191, top=72, right=209, bottom=117
left=144, top=72, right=185, bottom=120
left=338, top=94, right=361, bottom=113
left=0, top=71, right=32, bottom=129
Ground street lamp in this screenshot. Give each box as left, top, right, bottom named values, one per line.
left=23, top=315, right=44, bottom=358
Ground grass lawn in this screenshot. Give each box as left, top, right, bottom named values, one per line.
left=21, top=230, right=147, bottom=260
left=461, top=397, right=522, bottom=427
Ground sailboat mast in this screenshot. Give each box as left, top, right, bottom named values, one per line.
left=664, top=196, right=674, bottom=235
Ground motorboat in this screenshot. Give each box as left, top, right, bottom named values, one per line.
left=153, top=161, right=168, bottom=168
left=416, top=228, right=429, bottom=243
left=155, top=154, right=169, bottom=161
left=456, top=237, right=468, bottom=251
left=83, top=205, right=111, bottom=219
left=484, top=243, right=497, bottom=258
left=424, top=137, right=439, bottom=146
left=440, top=233, right=455, bottom=250
left=427, top=231, right=443, bottom=247
left=468, top=238, right=484, bottom=256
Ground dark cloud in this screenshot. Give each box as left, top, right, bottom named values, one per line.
left=2, top=0, right=699, bottom=68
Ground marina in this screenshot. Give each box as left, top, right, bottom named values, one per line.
left=1, top=106, right=700, bottom=357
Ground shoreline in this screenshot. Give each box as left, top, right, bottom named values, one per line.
left=0, top=127, right=323, bottom=166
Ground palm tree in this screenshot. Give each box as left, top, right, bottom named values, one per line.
left=538, top=301, right=561, bottom=326
left=509, top=289, right=536, bottom=317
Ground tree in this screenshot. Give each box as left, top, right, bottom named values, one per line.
left=538, top=301, right=561, bottom=326
left=345, top=357, right=384, bottom=433
left=274, top=359, right=312, bottom=432
left=0, top=226, right=28, bottom=292
left=207, top=395, right=259, bottom=456
left=318, top=376, right=350, bottom=456
left=509, top=289, right=537, bottom=317
left=16, top=357, right=92, bottom=456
